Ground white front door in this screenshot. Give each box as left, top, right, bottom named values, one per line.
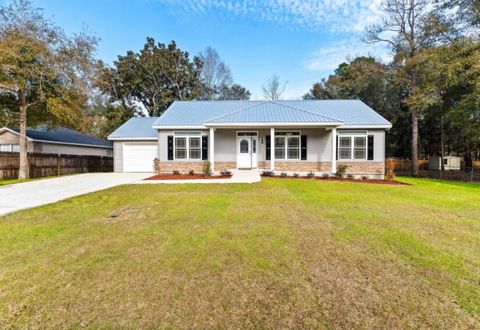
left=237, top=136, right=257, bottom=169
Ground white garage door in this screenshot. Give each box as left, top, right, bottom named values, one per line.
left=123, top=143, right=158, bottom=172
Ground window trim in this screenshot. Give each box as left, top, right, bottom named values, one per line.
left=337, top=131, right=368, bottom=161
left=0, top=144, right=19, bottom=152
left=274, top=131, right=301, bottom=160
left=173, top=132, right=203, bottom=160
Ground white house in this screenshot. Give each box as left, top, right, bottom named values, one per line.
left=108, top=100, right=392, bottom=178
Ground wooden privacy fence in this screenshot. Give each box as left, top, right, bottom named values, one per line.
left=0, top=152, right=113, bottom=180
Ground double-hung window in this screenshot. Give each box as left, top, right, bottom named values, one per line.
left=0, top=144, right=19, bottom=152
left=274, top=132, right=300, bottom=160
left=337, top=131, right=367, bottom=160
left=174, top=132, right=202, bottom=160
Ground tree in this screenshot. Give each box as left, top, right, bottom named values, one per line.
left=100, top=37, right=203, bottom=117
left=198, top=47, right=233, bottom=100
left=262, top=75, right=286, bottom=100
left=0, top=0, right=99, bottom=179
left=365, top=0, right=433, bottom=175
left=217, top=84, right=251, bottom=100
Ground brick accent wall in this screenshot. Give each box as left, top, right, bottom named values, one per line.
left=158, top=161, right=204, bottom=173
left=215, top=162, right=236, bottom=171
left=337, top=161, right=385, bottom=175
left=273, top=162, right=331, bottom=172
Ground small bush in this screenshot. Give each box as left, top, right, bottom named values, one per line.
left=280, top=172, right=287, bottom=177
left=347, top=174, right=354, bottom=179
left=361, top=175, right=369, bottom=180
left=322, top=173, right=330, bottom=179
left=385, top=158, right=396, bottom=180
left=307, top=171, right=315, bottom=178
left=335, top=164, right=348, bottom=178
left=261, top=170, right=274, bottom=177
left=153, top=158, right=161, bottom=175
left=203, top=161, right=211, bottom=176
left=173, top=170, right=180, bottom=175
left=189, top=170, right=195, bottom=176
left=220, top=170, right=232, bottom=176
left=293, top=173, right=299, bottom=178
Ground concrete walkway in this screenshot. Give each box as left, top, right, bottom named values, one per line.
left=135, top=169, right=261, bottom=185
left=0, top=173, right=149, bottom=216
left=229, top=169, right=261, bottom=183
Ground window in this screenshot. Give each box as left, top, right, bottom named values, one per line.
left=0, top=144, right=19, bottom=152
left=337, top=131, right=367, bottom=160
left=274, top=132, right=300, bottom=160
left=173, top=132, right=202, bottom=160
left=240, top=139, right=249, bottom=153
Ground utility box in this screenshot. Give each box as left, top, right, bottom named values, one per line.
left=429, top=156, right=461, bottom=171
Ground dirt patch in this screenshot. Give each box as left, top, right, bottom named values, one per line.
left=145, top=174, right=232, bottom=180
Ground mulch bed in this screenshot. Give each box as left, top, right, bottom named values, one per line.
left=264, top=175, right=409, bottom=185
left=144, top=174, right=232, bottom=180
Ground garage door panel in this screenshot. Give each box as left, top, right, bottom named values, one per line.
left=123, top=143, right=158, bottom=172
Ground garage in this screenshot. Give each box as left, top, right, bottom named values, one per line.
left=123, top=143, right=158, bottom=172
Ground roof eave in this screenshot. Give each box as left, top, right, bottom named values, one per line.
left=339, top=124, right=392, bottom=129
left=204, top=122, right=344, bottom=128
left=108, top=137, right=158, bottom=141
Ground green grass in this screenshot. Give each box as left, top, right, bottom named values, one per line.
left=1, top=177, right=479, bottom=328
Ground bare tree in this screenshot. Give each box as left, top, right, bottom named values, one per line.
left=198, top=47, right=233, bottom=100
left=262, top=74, right=286, bottom=100
left=364, top=0, right=431, bottom=176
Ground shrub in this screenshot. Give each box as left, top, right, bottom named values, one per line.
left=220, top=170, right=232, bottom=176
left=361, top=175, right=369, bottom=180
left=189, top=170, right=195, bottom=176
left=261, top=170, right=274, bottom=177
left=203, top=160, right=211, bottom=176
left=153, top=158, right=161, bottom=175
left=335, top=164, right=348, bottom=178
left=307, top=171, right=315, bottom=178
left=280, top=172, right=287, bottom=177
left=322, top=173, right=330, bottom=179
left=173, top=170, right=180, bottom=175
left=347, top=174, right=354, bottom=179
left=385, top=158, right=396, bottom=180
left=293, top=173, right=299, bottom=178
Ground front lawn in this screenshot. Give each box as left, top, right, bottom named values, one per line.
left=1, top=178, right=479, bottom=328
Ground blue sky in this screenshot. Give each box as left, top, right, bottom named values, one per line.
left=29, top=0, right=390, bottom=99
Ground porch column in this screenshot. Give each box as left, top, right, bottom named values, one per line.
left=331, top=127, right=337, bottom=174
left=209, top=128, right=215, bottom=174
left=270, top=127, right=275, bottom=171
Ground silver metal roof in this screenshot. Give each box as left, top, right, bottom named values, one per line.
left=154, top=100, right=391, bottom=127
left=108, top=117, right=159, bottom=139
left=205, top=101, right=341, bottom=124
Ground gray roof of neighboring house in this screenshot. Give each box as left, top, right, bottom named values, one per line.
left=107, top=117, right=159, bottom=139
left=8, top=125, right=112, bottom=148
left=153, top=100, right=391, bottom=127
left=205, top=101, right=341, bottom=124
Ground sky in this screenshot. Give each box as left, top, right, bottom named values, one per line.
left=28, top=0, right=392, bottom=99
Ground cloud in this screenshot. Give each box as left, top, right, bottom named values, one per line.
left=303, top=39, right=392, bottom=73
left=158, top=0, right=383, bottom=32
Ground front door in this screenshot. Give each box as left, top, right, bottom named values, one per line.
left=236, top=133, right=257, bottom=169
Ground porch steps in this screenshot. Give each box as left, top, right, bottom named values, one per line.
left=229, top=169, right=261, bottom=183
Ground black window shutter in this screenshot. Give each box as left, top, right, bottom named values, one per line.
left=167, top=135, right=174, bottom=160
left=266, top=135, right=271, bottom=160
left=202, top=135, right=208, bottom=160
left=368, top=135, right=374, bottom=160
left=336, top=135, right=339, bottom=161
left=301, top=135, right=307, bottom=160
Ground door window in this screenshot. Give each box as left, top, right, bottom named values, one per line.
left=240, top=139, right=249, bottom=153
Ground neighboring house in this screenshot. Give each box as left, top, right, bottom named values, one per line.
left=108, top=100, right=392, bottom=178
left=0, top=125, right=113, bottom=157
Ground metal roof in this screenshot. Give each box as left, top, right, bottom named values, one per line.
left=8, top=125, right=112, bottom=148
left=107, top=117, right=159, bottom=139
left=205, top=101, right=341, bottom=124
left=154, top=100, right=391, bottom=127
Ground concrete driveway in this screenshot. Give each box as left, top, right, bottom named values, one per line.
left=0, top=173, right=149, bottom=216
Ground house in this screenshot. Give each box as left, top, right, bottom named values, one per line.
left=108, top=100, right=392, bottom=178
left=0, top=125, right=113, bottom=157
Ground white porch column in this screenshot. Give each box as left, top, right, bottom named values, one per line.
left=331, top=127, right=337, bottom=174
left=209, top=128, right=215, bottom=174
left=270, top=127, right=275, bottom=171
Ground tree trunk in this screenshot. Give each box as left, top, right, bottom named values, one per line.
left=440, top=113, right=445, bottom=173
left=411, top=107, right=419, bottom=176
left=18, top=88, right=28, bottom=179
